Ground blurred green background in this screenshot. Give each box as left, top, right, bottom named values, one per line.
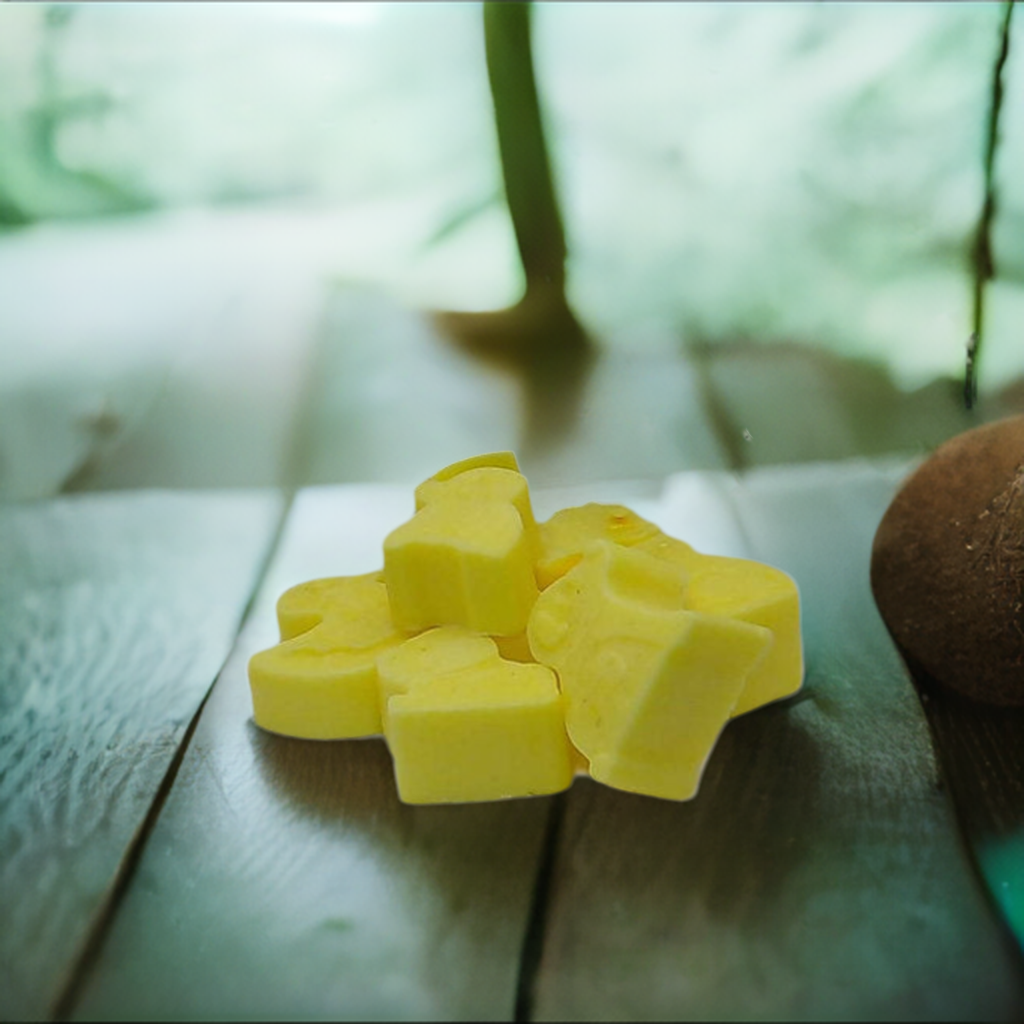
left=1, top=2, right=1021, bottom=497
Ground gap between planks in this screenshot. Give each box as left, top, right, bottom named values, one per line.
left=51, top=685, right=213, bottom=1022
left=64, top=486, right=564, bottom=1021
left=0, top=491, right=285, bottom=1021
left=51, top=490, right=296, bottom=1022
left=514, top=791, right=569, bottom=1023
left=527, top=462, right=1024, bottom=1021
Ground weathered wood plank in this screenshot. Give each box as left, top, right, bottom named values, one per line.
left=299, top=290, right=726, bottom=492
left=65, top=282, right=323, bottom=494
left=912, top=676, right=1024, bottom=952
left=0, top=212, right=327, bottom=499
left=731, top=461, right=1024, bottom=1012
left=69, top=486, right=555, bottom=1021
left=293, top=290, right=523, bottom=488
left=706, top=342, right=1024, bottom=951
left=696, top=341, right=981, bottom=470
left=61, top=261, right=324, bottom=493
left=530, top=460, right=1024, bottom=1020
left=0, top=490, right=282, bottom=1021
left=521, top=345, right=729, bottom=488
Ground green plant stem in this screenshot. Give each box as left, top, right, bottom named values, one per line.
left=483, top=1, right=567, bottom=296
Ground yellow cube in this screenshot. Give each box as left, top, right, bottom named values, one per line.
left=415, top=462, right=540, bottom=561
left=384, top=499, right=538, bottom=636
left=528, top=542, right=771, bottom=801
left=377, top=626, right=574, bottom=804
left=376, top=625, right=496, bottom=732
left=248, top=573, right=403, bottom=740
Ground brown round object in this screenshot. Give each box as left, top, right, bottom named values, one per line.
left=870, top=414, right=1024, bottom=706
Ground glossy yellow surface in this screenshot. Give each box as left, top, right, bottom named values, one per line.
left=384, top=493, right=539, bottom=636
left=377, top=626, right=574, bottom=804
left=536, top=503, right=803, bottom=715
left=528, top=542, right=772, bottom=801
left=248, top=573, right=404, bottom=740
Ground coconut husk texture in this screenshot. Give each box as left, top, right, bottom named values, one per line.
left=871, top=415, right=1024, bottom=707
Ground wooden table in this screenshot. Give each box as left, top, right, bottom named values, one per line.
left=2, top=277, right=1023, bottom=1021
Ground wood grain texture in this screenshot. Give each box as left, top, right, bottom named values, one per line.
left=708, top=344, right=1024, bottom=951
left=70, top=486, right=559, bottom=1022
left=0, top=490, right=281, bottom=1021
left=530, top=460, right=1024, bottom=1021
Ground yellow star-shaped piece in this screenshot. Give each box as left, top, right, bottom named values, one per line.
left=528, top=541, right=772, bottom=801
left=536, top=503, right=803, bottom=715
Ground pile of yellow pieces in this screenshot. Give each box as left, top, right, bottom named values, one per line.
left=248, top=452, right=803, bottom=804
